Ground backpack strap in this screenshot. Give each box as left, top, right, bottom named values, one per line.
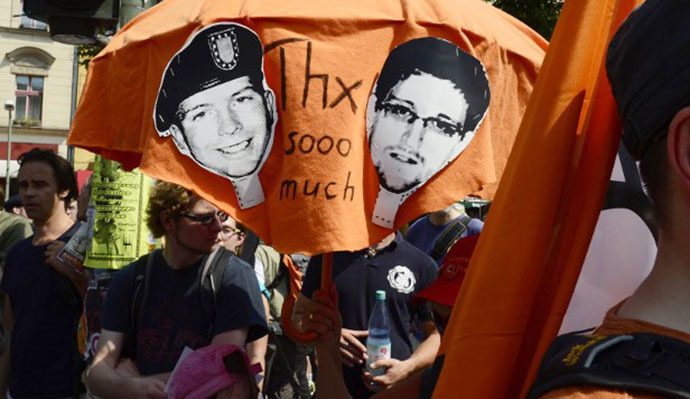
left=199, top=247, right=232, bottom=340
left=429, top=214, right=472, bottom=262
left=239, top=230, right=260, bottom=267
left=528, top=331, right=690, bottom=399
left=126, top=249, right=158, bottom=359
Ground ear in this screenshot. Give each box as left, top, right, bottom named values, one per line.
left=236, top=231, right=246, bottom=248
left=58, top=189, right=69, bottom=200
left=264, top=90, right=276, bottom=125
left=169, top=124, right=191, bottom=156
left=667, top=107, right=690, bottom=192
left=160, top=211, right=176, bottom=235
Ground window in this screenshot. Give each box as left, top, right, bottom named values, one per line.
left=19, top=1, right=48, bottom=30
left=15, top=76, right=43, bottom=125
left=20, top=15, right=48, bottom=30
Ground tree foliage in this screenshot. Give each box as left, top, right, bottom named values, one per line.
left=488, top=0, right=563, bottom=40
left=77, top=44, right=104, bottom=68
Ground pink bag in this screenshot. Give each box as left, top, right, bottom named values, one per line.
left=167, top=345, right=262, bottom=399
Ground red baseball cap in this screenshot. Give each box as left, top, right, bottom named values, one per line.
left=413, top=235, right=480, bottom=307
left=167, top=344, right=262, bottom=399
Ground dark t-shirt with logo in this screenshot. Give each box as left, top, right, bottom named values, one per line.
left=302, top=234, right=437, bottom=398
left=1, top=222, right=81, bottom=399
left=102, top=250, right=267, bottom=375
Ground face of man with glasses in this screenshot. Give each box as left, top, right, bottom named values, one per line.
left=170, top=196, right=225, bottom=255
left=369, top=72, right=471, bottom=194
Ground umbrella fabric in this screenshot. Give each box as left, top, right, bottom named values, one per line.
left=69, top=0, right=545, bottom=254
left=431, top=0, right=639, bottom=397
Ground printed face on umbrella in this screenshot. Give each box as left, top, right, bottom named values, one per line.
left=155, top=22, right=277, bottom=182
left=367, top=37, right=490, bottom=196
left=174, top=77, right=273, bottom=178
left=370, top=72, right=470, bottom=193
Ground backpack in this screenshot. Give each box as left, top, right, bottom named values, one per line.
left=528, top=330, right=690, bottom=399
left=125, top=247, right=233, bottom=358
left=429, top=214, right=472, bottom=262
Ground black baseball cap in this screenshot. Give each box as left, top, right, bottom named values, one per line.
left=3, top=194, right=22, bottom=212
left=154, top=22, right=265, bottom=134
left=606, top=0, right=690, bottom=161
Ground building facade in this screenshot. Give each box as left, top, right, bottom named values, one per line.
left=0, top=0, right=77, bottom=191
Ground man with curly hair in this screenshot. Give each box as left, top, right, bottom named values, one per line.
left=87, top=181, right=267, bottom=398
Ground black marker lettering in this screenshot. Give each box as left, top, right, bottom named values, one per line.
left=343, top=171, right=355, bottom=201
left=302, top=42, right=328, bottom=109
left=280, top=180, right=298, bottom=200
left=337, top=139, right=352, bottom=157
left=325, top=182, right=337, bottom=199
left=303, top=180, right=320, bottom=197
left=264, top=38, right=308, bottom=54
left=299, top=134, right=315, bottom=154
left=329, top=77, right=362, bottom=114
left=285, top=131, right=298, bottom=155
left=317, top=136, right=334, bottom=154
left=280, top=47, right=287, bottom=111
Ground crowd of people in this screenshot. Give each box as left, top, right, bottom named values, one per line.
left=0, top=147, right=484, bottom=399
left=0, top=1, right=688, bottom=398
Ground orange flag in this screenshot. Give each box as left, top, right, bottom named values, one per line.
left=68, top=0, right=545, bottom=255
left=433, top=0, right=638, bottom=397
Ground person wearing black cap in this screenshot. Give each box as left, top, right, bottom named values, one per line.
left=155, top=22, right=277, bottom=210
left=367, top=37, right=490, bottom=229
left=528, top=1, right=690, bottom=398
left=2, top=194, right=28, bottom=221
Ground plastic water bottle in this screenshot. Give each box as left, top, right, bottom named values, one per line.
left=366, top=290, right=392, bottom=376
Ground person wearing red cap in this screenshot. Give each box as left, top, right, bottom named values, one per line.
left=410, top=235, right=479, bottom=332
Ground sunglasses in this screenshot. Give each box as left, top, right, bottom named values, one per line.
left=220, top=227, right=243, bottom=240
left=181, top=211, right=228, bottom=225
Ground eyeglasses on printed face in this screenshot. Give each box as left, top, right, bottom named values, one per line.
left=380, top=101, right=465, bottom=138
left=181, top=211, right=228, bottom=225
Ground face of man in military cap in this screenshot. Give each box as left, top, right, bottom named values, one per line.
left=169, top=76, right=275, bottom=179
left=369, top=72, right=471, bottom=194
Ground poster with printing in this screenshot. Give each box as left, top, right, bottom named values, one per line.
left=84, top=156, right=152, bottom=269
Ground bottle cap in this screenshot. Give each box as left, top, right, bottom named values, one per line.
left=376, top=290, right=386, bottom=300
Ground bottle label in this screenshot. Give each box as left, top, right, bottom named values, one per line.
left=366, top=341, right=391, bottom=376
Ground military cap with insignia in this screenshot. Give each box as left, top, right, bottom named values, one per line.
left=155, top=22, right=266, bottom=135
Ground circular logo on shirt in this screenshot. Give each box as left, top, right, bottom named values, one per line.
left=387, top=265, right=416, bottom=294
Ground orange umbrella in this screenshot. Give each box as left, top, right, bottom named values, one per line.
left=69, top=0, right=545, bottom=255
left=432, top=0, right=638, bottom=397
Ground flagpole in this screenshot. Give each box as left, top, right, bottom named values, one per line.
left=4, top=101, right=14, bottom=201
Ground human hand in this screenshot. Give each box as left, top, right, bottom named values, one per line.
left=126, top=377, right=167, bottom=399
left=115, top=358, right=140, bottom=378
left=216, top=379, right=252, bottom=399
left=363, top=358, right=413, bottom=390
left=45, top=241, right=81, bottom=277
left=312, top=284, right=341, bottom=343
left=339, top=328, right=368, bottom=368
left=294, top=284, right=340, bottom=341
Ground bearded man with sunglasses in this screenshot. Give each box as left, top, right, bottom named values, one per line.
left=87, top=181, right=267, bottom=399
